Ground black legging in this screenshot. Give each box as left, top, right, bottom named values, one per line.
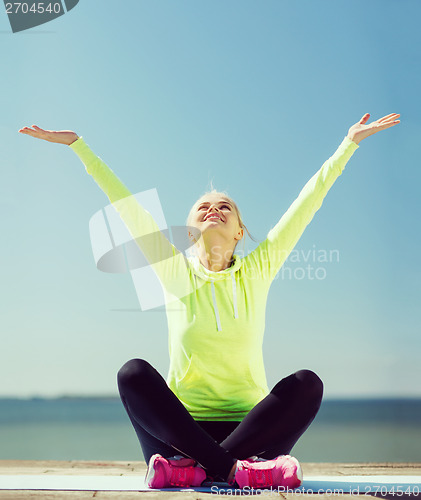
left=117, top=359, right=323, bottom=481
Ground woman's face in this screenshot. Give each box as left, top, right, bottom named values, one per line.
left=188, top=193, right=244, bottom=244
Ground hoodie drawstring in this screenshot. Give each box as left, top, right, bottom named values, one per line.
left=209, top=274, right=239, bottom=332
left=210, top=281, right=222, bottom=332
left=231, top=272, right=238, bottom=319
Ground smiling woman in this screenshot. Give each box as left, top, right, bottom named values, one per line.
left=18, top=113, right=400, bottom=490
left=186, top=191, right=247, bottom=272
left=186, top=191, right=257, bottom=271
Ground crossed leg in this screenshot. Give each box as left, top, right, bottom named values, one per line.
left=117, top=359, right=323, bottom=481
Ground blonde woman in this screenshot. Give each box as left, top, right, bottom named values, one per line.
left=19, top=113, right=400, bottom=489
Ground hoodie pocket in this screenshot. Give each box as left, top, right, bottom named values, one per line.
left=176, top=355, right=194, bottom=386
left=247, top=355, right=267, bottom=394
left=174, top=354, right=208, bottom=406
left=175, top=353, right=226, bottom=394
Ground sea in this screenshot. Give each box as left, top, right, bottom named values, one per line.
left=0, top=398, right=420, bottom=462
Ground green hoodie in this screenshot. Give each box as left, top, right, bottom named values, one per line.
left=70, top=136, right=359, bottom=421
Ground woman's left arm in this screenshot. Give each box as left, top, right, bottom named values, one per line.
left=246, top=113, right=400, bottom=282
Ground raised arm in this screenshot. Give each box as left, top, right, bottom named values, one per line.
left=245, top=113, right=400, bottom=281
left=18, top=125, right=191, bottom=296
left=18, top=125, right=132, bottom=201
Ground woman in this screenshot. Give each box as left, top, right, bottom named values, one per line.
left=19, top=113, right=400, bottom=489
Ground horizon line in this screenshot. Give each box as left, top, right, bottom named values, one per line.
left=0, top=394, right=420, bottom=401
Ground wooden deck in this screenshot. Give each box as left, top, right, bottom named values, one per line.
left=0, top=461, right=420, bottom=499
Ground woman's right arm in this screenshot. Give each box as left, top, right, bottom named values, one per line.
left=19, top=125, right=146, bottom=226
left=19, top=125, right=131, bottom=202
left=18, top=125, right=191, bottom=296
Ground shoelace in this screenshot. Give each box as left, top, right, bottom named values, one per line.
left=247, top=467, right=273, bottom=488
left=170, top=465, right=195, bottom=487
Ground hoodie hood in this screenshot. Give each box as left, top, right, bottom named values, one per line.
left=188, top=254, right=242, bottom=281
left=187, top=254, right=242, bottom=331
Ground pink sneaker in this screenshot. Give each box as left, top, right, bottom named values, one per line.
left=234, top=454, right=303, bottom=489
left=146, top=454, right=207, bottom=488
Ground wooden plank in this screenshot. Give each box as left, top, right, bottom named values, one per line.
left=1, top=460, right=420, bottom=475
left=0, top=461, right=420, bottom=499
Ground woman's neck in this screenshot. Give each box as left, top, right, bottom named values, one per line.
left=194, top=238, right=235, bottom=272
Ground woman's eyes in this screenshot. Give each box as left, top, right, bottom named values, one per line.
left=198, top=204, right=231, bottom=210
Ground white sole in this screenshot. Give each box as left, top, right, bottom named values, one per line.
left=145, top=454, right=160, bottom=487
left=290, top=456, right=303, bottom=485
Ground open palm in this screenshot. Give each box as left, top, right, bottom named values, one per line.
left=347, top=113, right=400, bottom=145
left=18, top=125, right=79, bottom=145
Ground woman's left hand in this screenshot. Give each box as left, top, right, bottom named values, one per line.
left=347, top=113, right=400, bottom=145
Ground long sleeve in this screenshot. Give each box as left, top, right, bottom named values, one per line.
left=69, top=137, right=191, bottom=297
left=244, top=136, right=359, bottom=281
left=70, top=137, right=133, bottom=203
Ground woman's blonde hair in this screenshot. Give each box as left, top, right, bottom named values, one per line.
left=186, top=188, right=256, bottom=242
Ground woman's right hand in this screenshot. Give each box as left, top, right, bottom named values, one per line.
left=18, top=125, right=79, bottom=145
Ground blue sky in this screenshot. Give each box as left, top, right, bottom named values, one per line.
left=1, top=0, right=420, bottom=398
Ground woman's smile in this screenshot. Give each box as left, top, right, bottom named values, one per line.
left=204, top=212, right=224, bottom=222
